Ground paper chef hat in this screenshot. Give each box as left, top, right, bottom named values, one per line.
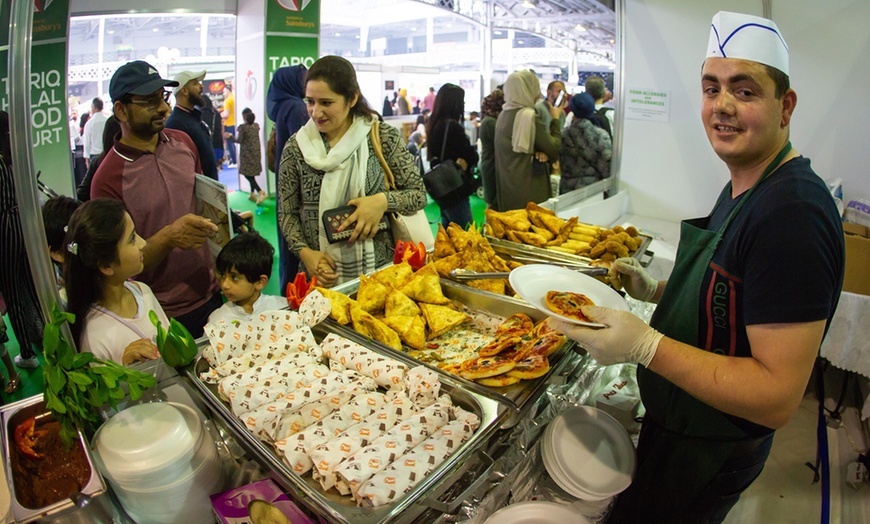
left=706, top=11, right=789, bottom=76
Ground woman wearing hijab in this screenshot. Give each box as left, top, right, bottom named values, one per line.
left=478, top=88, right=505, bottom=208
left=277, top=56, right=427, bottom=287
left=396, top=88, right=411, bottom=115
left=267, top=65, right=309, bottom=289
left=493, top=70, right=563, bottom=211
left=426, top=83, right=478, bottom=228
left=559, top=92, right=612, bottom=194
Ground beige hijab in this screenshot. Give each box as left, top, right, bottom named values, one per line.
left=502, top=70, right=541, bottom=154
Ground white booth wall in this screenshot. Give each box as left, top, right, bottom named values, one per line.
left=619, top=0, right=870, bottom=222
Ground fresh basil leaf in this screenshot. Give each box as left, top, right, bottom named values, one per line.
left=101, top=374, right=117, bottom=389
left=68, top=371, right=93, bottom=386
left=128, top=382, right=142, bottom=401
left=72, top=352, right=94, bottom=368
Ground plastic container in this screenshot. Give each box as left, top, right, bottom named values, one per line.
left=91, top=402, right=223, bottom=524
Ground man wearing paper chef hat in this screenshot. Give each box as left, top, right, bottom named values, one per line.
left=550, top=12, right=844, bottom=523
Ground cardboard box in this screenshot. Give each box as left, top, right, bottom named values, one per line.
left=843, top=222, right=870, bottom=296
left=211, top=478, right=319, bottom=524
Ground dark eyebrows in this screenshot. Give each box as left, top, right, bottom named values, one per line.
left=702, top=72, right=760, bottom=86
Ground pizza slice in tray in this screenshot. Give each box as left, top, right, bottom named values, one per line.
left=506, top=354, right=550, bottom=379
left=458, top=356, right=516, bottom=380
left=476, top=374, right=521, bottom=388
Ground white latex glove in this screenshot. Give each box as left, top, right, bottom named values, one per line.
left=550, top=306, right=664, bottom=367
left=613, top=257, right=658, bottom=302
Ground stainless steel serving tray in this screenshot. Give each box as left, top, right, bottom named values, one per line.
left=1, top=396, right=109, bottom=524
left=486, top=232, right=655, bottom=268
left=183, top=324, right=504, bottom=524
left=330, top=278, right=578, bottom=427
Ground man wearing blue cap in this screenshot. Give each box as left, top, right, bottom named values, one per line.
left=551, top=12, right=844, bottom=522
left=91, top=61, right=221, bottom=337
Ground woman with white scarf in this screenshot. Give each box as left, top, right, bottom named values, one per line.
left=493, top=70, right=564, bottom=212
left=277, top=56, right=427, bottom=287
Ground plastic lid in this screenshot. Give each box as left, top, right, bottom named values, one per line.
left=93, top=403, right=200, bottom=477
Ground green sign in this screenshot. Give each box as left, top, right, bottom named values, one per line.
left=0, top=0, right=73, bottom=196
left=264, top=0, right=319, bottom=192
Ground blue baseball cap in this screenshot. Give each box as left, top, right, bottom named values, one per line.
left=109, top=60, right=179, bottom=102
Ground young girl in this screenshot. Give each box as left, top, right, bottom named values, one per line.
left=63, top=199, right=166, bottom=365
left=226, top=108, right=266, bottom=204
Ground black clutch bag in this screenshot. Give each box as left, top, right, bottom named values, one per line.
left=322, top=205, right=389, bottom=244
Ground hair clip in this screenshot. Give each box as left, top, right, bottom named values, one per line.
left=63, top=225, right=69, bottom=232
left=67, top=242, right=78, bottom=255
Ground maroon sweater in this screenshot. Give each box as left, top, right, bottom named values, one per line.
left=91, top=129, right=217, bottom=317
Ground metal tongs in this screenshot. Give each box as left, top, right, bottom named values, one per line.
left=448, top=267, right=608, bottom=282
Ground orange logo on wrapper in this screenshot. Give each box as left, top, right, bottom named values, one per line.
left=424, top=443, right=435, bottom=451
left=216, top=342, right=225, bottom=352
left=405, top=459, right=416, bottom=467
left=372, top=369, right=380, bottom=378
left=311, top=408, right=322, bottom=418
left=270, top=333, right=279, bottom=342
left=385, top=476, right=396, bottom=485
left=400, top=424, right=411, bottom=431
left=317, top=460, right=330, bottom=472
left=267, top=405, right=278, bottom=412
left=368, top=459, right=380, bottom=469
left=352, top=414, right=361, bottom=422
left=340, top=443, right=351, bottom=453
left=359, top=428, right=371, bottom=436
left=391, top=376, right=401, bottom=385
left=385, top=441, right=397, bottom=449
left=367, top=398, right=377, bottom=406
left=233, top=333, right=242, bottom=341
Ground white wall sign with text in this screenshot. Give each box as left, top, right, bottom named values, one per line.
left=626, top=88, right=670, bottom=123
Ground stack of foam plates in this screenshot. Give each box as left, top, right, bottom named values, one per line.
left=541, top=406, right=635, bottom=501
left=484, top=501, right=591, bottom=523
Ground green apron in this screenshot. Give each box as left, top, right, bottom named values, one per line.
left=635, top=143, right=792, bottom=507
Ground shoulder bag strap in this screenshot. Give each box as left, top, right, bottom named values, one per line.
left=439, top=120, right=451, bottom=163
left=370, top=120, right=397, bottom=190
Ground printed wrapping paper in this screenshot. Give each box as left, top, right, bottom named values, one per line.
left=298, top=289, right=330, bottom=326
left=264, top=378, right=379, bottom=442
left=275, top=392, right=390, bottom=475
left=229, top=362, right=337, bottom=416
left=310, top=394, right=417, bottom=491
left=199, top=344, right=294, bottom=384
left=203, top=310, right=322, bottom=366
left=406, top=365, right=441, bottom=407
left=242, top=370, right=369, bottom=439
left=218, top=354, right=326, bottom=402
left=332, top=398, right=453, bottom=498
left=321, top=333, right=408, bottom=390
left=356, top=418, right=479, bottom=507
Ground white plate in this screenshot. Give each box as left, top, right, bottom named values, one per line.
left=509, top=265, right=629, bottom=327
left=544, top=406, right=635, bottom=500
left=541, top=423, right=601, bottom=501
left=484, top=501, right=591, bottom=524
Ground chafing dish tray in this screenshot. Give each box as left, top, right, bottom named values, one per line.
left=183, top=323, right=503, bottom=524
left=486, top=232, right=654, bottom=268
left=330, top=277, right=579, bottom=426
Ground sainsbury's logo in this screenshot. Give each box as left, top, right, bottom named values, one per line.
left=276, top=0, right=312, bottom=12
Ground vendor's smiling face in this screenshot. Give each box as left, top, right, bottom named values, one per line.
left=305, top=79, right=358, bottom=143
left=701, top=58, right=796, bottom=170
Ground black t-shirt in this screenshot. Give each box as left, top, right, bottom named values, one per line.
left=699, top=157, right=844, bottom=359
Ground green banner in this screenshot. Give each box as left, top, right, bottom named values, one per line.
left=264, top=0, right=319, bottom=191
left=0, top=0, right=73, bottom=196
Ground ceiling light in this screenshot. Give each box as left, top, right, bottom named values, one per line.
left=522, top=0, right=537, bottom=8
left=518, top=40, right=524, bottom=44
left=610, top=39, right=615, bottom=44
left=335, top=32, right=341, bottom=37
left=494, top=30, right=502, bottom=35
left=355, top=34, right=360, bottom=39
left=107, top=29, right=115, bottom=34
left=152, top=27, right=159, bottom=32
left=194, top=27, right=200, bottom=32
left=575, top=25, right=586, bottom=32
left=411, top=27, right=417, bottom=32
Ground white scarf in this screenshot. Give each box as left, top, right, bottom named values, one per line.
left=295, top=115, right=376, bottom=284
left=502, top=70, right=541, bottom=154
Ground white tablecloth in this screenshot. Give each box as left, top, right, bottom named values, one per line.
left=819, top=291, right=870, bottom=418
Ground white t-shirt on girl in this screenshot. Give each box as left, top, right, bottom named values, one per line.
left=80, top=281, right=169, bottom=365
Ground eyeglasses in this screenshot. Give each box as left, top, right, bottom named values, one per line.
left=127, top=90, right=171, bottom=110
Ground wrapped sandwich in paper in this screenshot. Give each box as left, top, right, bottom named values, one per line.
left=406, top=366, right=441, bottom=407
left=275, top=392, right=389, bottom=475
left=321, top=333, right=408, bottom=390
left=333, top=397, right=452, bottom=497
left=264, top=379, right=379, bottom=442
left=242, top=371, right=371, bottom=439
left=229, top=362, right=339, bottom=416
left=310, top=394, right=417, bottom=491
left=218, top=354, right=327, bottom=402
left=356, top=418, right=479, bottom=507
